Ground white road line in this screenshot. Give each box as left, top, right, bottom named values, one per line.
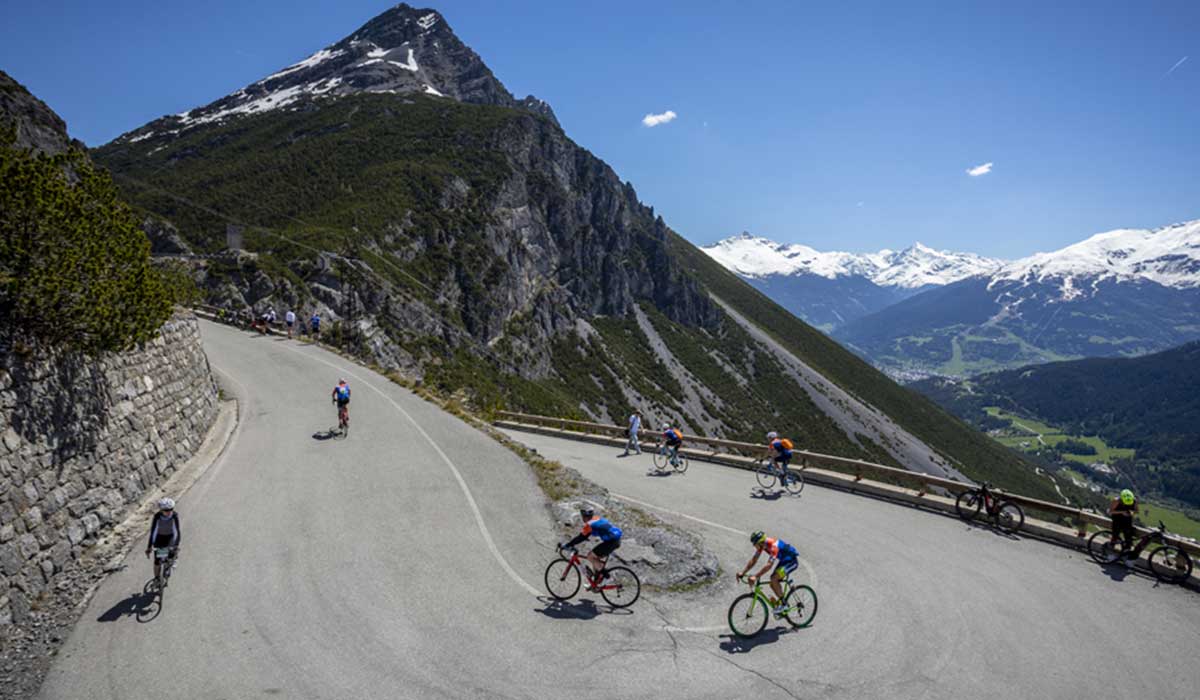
left=279, top=343, right=541, bottom=597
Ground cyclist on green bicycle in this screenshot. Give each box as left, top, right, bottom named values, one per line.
left=661, top=424, right=683, bottom=465
left=1109, top=489, right=1139, bottom=556
left=561, top=507, right=623, bottom=587
left=738, top=531, right=799, bottom=616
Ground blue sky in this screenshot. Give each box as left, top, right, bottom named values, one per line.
left=1, top=0, right=1196, bottom=258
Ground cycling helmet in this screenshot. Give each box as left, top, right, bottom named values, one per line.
left=750, top=531, right=765, bottom=546
left=1120, top=489, right=1135, bottom=506
left=661, top=423, right=670, bottom=430
left=579, top=506, right=595, bottom=521
left=338, top=378, right=347, bottom=385
left=766, top=431, right=778, bottom=440
left=158, top=497, right=175, bottom=511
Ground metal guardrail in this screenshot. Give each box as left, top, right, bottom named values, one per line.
left=494, top=411, right=1200, bottom=558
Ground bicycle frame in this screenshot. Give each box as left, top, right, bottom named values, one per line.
left=742, top=575, right=793, bottom=608
left=561, top=548, right=620, bottom=592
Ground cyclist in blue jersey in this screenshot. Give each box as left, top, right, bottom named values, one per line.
left=738, top=531, right=800, bottom=616
left=561, top=507, right=623, bottom=587
left=331, top=379, right=351, bottom=425
left=765, top=431, right=794, bottom=470
left=661, top=424, right=684, bottom=467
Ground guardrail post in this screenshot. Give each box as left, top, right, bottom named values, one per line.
left=916, top=481, right=928, bottom=498
left=1075, top=512, right=1088, bottom=538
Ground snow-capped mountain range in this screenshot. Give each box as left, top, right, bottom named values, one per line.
left=704, top=233, right=1003, bottom=289
left=991, top=219, right=1200, bottom=296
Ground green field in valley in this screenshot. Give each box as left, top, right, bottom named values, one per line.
left=983, top=407, right=1135, bottom=463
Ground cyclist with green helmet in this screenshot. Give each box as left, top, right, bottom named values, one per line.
left=737, top=531, right=799, bottom=616
left=1109, top=489, right=1139, bottom=557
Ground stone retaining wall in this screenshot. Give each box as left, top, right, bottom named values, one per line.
left=0, top=312, right=218, bottom=626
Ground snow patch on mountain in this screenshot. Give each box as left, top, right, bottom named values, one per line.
left=703, top=233, right=1001, bottom=289
left=992, top=220, right=1200, bottom=295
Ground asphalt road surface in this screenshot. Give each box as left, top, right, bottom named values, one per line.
left=39, top=321, right=1200, bottom=699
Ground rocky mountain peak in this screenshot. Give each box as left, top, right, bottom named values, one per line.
left=0, top=70, right=80, bottom=155
left=113, top=4, right=555, bottom=143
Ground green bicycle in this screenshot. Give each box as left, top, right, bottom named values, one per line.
left=728, top=573, right=817, bottom=638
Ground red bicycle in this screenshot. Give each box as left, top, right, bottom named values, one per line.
left=544, top=546, right=641, bottom=608
left=333, top=401, right=350, bottom=438
left=955, top=482, right=1024, bottom=534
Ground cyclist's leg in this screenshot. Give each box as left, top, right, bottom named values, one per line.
left=592, top=538, right=619, bottom=577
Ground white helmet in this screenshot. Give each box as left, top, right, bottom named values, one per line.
left=766, top=431, right=778, bottom=440
left=662, top=423, right=670, bottom=430
left=158, top=497, right=175, bottom=510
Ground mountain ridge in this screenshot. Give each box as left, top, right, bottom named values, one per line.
left=88, top=3, right=1073, bottom=502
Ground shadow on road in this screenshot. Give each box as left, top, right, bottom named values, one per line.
left=98, top=581, right=161, bottom=623
left=749, top=488, right=784, bottom=501
left=957, top=521, right=1021, bottom=541
left=645, top=470, right=675, bottom=478
left=534, top=596, right=632, bottom=620
left=717, top=627, right=798, bottom=653
left=311, top=429, right=339, bottom=441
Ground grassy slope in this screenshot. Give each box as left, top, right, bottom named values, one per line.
left=666, top=231, right=1063, bottom=501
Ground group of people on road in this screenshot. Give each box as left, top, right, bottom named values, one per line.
left=622, top=411, right=796, bottom=475
left=249, top=307, right=323, bottom=340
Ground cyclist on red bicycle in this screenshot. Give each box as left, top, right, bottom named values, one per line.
left=765, top=431, right=794, bottom=472
left=738, top=531, right=799, bottom=616
left=331, top=379, right=351, bottom=424
left=561, top=506, right=622, bottom=587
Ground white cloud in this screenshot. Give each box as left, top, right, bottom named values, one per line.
left=966, top=162, right=994, bottom=177
left=642, top=110, right=677, bottom=127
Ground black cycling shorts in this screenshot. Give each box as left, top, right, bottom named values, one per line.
left=593, top=538, right=621, bottom=559
left=152, top=535, right=177, bottom=550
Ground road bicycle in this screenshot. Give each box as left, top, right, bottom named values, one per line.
left=955, top=482, right=1024, bottom=533
left=151, top=547, right=177, bottom=593
left=651, top=443, right=688, bottom=473
left=755, top=458, right=804, bottom=495
left=334, top=402, right=350, bottom=438
left=544, top=546, right=641, bottom=608
left=1088, top=520, right=1193, bottom=583
left=728, top=573, right=817, bottom=638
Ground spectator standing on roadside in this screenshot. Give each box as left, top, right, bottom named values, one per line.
left=285, top=309, right=296, bottom=338
left=310, top=312, right=321, bottom=340
left=623, top=411, right=642, bottom=456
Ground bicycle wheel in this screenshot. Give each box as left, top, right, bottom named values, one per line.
left=598, top=566, right=641, bottom=608
left=955, top=490, right=982, bottom=521
left=652, top=450, right=669, bottom=471
left=783, top=584, right=818, bottom=628
left=1087, top=531, right=1121, bottom=564
left=728, top=593, right=769, bottom=638
left=673, top=455, right=689, bottom=474
left=756, top=463, right=777, bottom=489
left=544, top=559, right=581, bottom=600
left=784, top=470, right=805, bottom=495
left=1148, top=546, right=1193, bottom=584
left=994, top=502, right=1024, bottom=534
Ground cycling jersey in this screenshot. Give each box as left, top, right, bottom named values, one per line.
left=582, top=517, right=623, bottom=542
left=333, top=385, right=351, bottom=404
left=148, top=511, right=181, bottom=549
left=761, top=536, right=797, bottom=563
left=663, top=428, right=682, bottom=445
left=770, top=439, right=793, bottom=458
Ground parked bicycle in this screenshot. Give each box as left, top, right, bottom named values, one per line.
left=544, top=546, right=641, bottom=608
left=652, top=443, right=688, bottom=474
left=1088, top=520, right=1193, bottom=583
left=955, top=482, right=1024, bottom=533
left=755, top=458, right=804, bottom=495
left=728, top=573, right=817, bottom=638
